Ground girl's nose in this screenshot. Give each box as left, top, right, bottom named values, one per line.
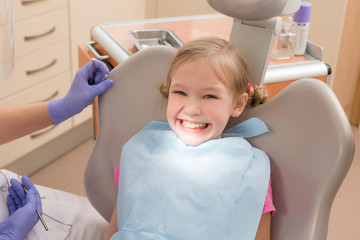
left=184, top=100, right=202, bottom=116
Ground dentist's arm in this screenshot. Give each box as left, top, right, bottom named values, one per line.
left=0, top=60, right=113, bottom=145
left=0, top=103, right=53, bottom=145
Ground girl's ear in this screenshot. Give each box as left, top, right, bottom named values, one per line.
left=231, top=93, right=248, bottom=117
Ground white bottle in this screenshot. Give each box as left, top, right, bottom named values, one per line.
left=292, top=1, right=312, bottom=55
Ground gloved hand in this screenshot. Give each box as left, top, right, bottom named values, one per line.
left=0, top=176, right=42, bottom=240
left=49, top=59, right=114, bottom=124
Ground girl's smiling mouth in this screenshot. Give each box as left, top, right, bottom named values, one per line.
left=178, top=119, right=210, bottom=133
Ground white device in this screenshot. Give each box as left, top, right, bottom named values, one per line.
left=207, top=0, right=301, bottom=86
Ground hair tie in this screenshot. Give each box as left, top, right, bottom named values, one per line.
left=246, top=83, right=255, bottom=98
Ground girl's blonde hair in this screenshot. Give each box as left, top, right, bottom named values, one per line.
left=160, top=37, right=267, bottom=107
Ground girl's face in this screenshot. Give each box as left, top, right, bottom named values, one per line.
left=166, top=60, right=247, bottom=146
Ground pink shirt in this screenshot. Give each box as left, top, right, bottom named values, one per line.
left=114, top=165, right=275, bottom=215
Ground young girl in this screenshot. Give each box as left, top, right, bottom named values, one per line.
left=105, top=37, right=274, bottom=240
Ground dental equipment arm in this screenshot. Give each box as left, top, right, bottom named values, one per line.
left=207, top=0, right=301, bottom=86
left=0, top=177, right=42, bottom=240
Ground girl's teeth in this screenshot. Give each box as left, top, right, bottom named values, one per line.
left=182, top=121, right=208, bottom=129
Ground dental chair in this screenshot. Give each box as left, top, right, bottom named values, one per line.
left=84, top=46, right=354, bottom=240
left=84, top=0, right=354, bottom=239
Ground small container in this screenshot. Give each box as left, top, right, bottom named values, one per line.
left=291, top=1, right=312, bottom=55
left=271, top=16, right=294, bottom=60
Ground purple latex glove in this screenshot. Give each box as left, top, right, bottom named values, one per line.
left=0, top=176, right=42, bottom=240
left=49, top=59, right=114, bottom=124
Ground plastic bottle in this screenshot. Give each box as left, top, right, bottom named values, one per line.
left=292, top=1, right=312, bottom=55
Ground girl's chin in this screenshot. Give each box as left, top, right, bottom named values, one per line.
left=179, top=136, right=206, bottom=146
left=176, top=129, right=213, bottom=146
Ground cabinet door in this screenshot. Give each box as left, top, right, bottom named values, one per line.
left=14, top=0, right=67, bottom=21
left=14, top=7, right=69, bottom=57
left=0, top=41, right=70, bottom=100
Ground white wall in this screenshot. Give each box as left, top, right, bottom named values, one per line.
left=145, top=0, right=216, bottom=18
left=306, top=0, right=349, bottom=87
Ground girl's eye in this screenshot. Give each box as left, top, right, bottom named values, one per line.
left=174, top=91, right=186, bottom=96
left=204, top=95, right=217, bottom=99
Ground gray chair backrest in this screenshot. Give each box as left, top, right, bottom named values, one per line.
left=84, top=46, right=354, bottom=240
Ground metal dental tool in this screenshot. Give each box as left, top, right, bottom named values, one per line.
left=89, top=58, right=96, bottom=85
left=21, top=183, right=49, bottom=231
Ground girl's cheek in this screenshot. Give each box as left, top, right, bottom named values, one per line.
left=167, top=97, right=179, bottom=116
left=168, top=95, right=182, bottom=108
left=203, top=103, right=218, bottom=116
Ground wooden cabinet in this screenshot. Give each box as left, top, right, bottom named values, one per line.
left=0, top=0, right=149, bottom=171
left=13, top=0, right=67, bottom=21
left=0, top=42, right=70, bottom=99
left=0, top=0, right=71, bottom=168
left=13, top=8, right=69, bottom=58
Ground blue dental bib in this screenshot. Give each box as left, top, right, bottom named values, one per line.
left=111, top=118, right=270, bottom=240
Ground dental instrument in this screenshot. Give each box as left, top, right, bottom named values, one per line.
left=21, top=183, right=49, bottom=231
left=89, top=58, right=109, bottom=84
left=49, top=60, right=112, bottom=125
left=89, top=58, right=96, bottom=85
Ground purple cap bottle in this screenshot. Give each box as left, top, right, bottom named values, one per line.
left=294, top=1, right=312, bottom=24
left=292, top=1, right=312, bottom=55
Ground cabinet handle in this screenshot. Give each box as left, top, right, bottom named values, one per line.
left=26, top=59, right=57, bottom=75
left=22, top=0, right=47, bottom=5
left=30, top=126, right=56, bottom=139
left=40, top=90, right=59, bottom=102
left=30, top=90, right=59, bottom=104
left=24, top=26, right=56, bottom=41
left=86, top=41, right=109, bottom=60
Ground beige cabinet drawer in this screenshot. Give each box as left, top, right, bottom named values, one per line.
left=0, top=41, right=70, bottom=100
left=0, top=72, right=70, bottom=106
left=0, top=72, right=72, bottom=167
left=14, top=0, right=68, bottom=22
left=14, top=8, right=69, bottom=57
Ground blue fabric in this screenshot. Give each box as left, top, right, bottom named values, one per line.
left=222, top=118, right=269, bottom=138
left=111, top=119, right=270, bottom=240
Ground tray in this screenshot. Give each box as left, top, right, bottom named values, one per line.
left=128, top=28, right=183, bottom=50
